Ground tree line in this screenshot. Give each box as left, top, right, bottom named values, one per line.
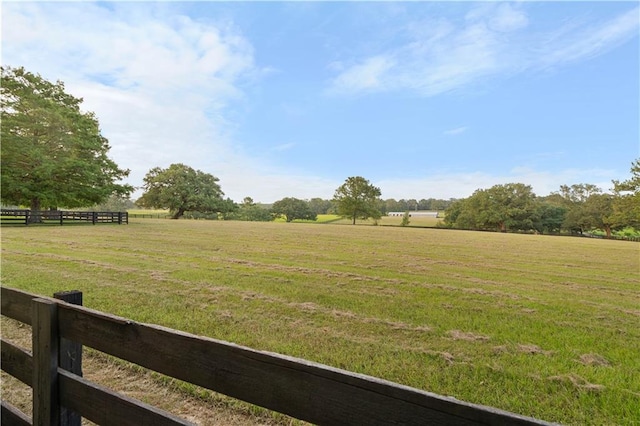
left=443, top=168, right=639, bottom=236
left=2, top=65, right=638, bottom=235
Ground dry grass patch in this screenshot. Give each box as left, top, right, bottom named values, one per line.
left=447, top=330, right=490, bottom=341
left=547, top=373, right=605, bottom=392
left=517, top=344, right=554, bottom=356
left=577, top=353, right=611, bottom=367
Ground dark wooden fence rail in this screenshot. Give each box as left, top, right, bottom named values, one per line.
left=0, top=210, right=128, bottom=226
left=1, top=287, right=553, bottom=426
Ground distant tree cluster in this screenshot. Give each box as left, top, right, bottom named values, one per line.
left=443, top=160, right=640, bottom=236
left=271, top=197, right=317, bottom=222
left=226, top=197, right=272, bottom=222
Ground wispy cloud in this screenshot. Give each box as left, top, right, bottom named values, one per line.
left=327, top=4, right=639, bottom=97
left=535, top=7, right=639, bottom=70
left=444, top=127, right=467, bottom=136
left=272, top=142, right=296, bottom=152
left=327, top=55, right=395, bottom=95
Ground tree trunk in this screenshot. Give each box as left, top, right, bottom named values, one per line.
left=352, top=213, right=356, bottom=225
left=605, top=226, right=612, bottom=238
left=172, top=208, right=185, bottom=219
left=29, top=197, right=42, bottom=223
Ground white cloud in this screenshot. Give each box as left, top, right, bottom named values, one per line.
left=221, top=171, right=338, bottom=203
left=2, top=2, right=256, bottom=197
left=536, top=7, right=640, bottom=70
left=488, top=3, right=529, bottom=32
left=271, top=142, right=296, bottom=152
left=327, top=5, right=639, bottom=97
left=444, top=126, right=467, bottom=136
left=327, top=55, right=395, bottom=95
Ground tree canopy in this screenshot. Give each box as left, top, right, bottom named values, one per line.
left=137, top=163, right=226, bottom=219
left=611, top=159, right=640, bottom=229
left=271, top=197, right=317, bottom=222
left=1, top=66, right=131, bottom=213
left=444, top=183, right=538, bottom=232
left=333, top=176, right=382, bottom=225
left=226, top=197, right=272, bottom=222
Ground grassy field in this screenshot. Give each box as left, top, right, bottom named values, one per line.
left=1, top=219, right=639, bottom=424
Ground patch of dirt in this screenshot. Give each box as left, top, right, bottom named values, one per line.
left=517, top=344, right=553, bottom=356
left=577, top=353, right=611, bottom=367
left=447, top=330, right=490, bottom=341
left=547, top=373, right=605, bottom=392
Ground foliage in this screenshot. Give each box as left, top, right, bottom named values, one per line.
left=534, top=202, right=566, bottom=234
left=333, top=176, right=382, bottom=225
left=228, top=197, right=272, bottom=222
left=557, top=183, right=601, bottom=203
left=137, top=163, right=226, bottom=219
left=271, top=197, right=317, bottom=222
left=307, top=198, right=334, bottom=215
left=0, top=66, right=132, bottom=214
left=90, top=194, right=136, bottom=212
left=552, top=184, right=618, bottom=236
left=611, top=158, right=640, bottom=229
left=444, top=183, right=539, bottom=232
left=400, top=211, right=410, bottom=227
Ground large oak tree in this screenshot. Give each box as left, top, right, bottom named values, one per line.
left=1, top=66, right=131, bottom=215
left=137, top=163, right=226, bottom=219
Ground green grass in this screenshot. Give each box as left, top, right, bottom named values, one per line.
left=1, top=220, right=638, bottom=424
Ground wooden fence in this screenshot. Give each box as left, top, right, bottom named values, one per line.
left=1, top=287, right=552, bottom=426
left=127, top=213, right=171, bottom=219
left=1, top=210, right=128, bottom=226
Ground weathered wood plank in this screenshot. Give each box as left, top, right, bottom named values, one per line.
left=53, top=291, right=83, bottom=426
left=57, top=303, right=551, bottom=425
left=1, top=400, right=32, bottom=426
left=58, top=369, right=192, bottom=426
left=1, top=339, right=33, bottom=386
left=53, top=291, right=83, bottom=376
left=1, top=287, right=37, bottom=325
left=32, top=298, right=59, bottom=426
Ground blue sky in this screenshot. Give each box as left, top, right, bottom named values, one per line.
left=3, top=1, right=638, bottom=203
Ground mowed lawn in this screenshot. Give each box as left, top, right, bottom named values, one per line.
left=1, top=220, right=639, bottom=424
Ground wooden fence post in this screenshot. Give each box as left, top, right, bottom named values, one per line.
left=54, top=291, right=83, bottom=426
left=32, top=298, right=60, bottom=426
